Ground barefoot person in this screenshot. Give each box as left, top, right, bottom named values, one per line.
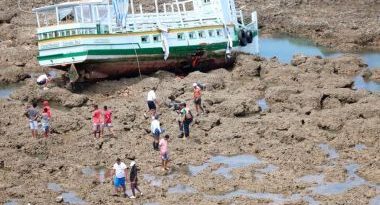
left=41, top=107, right=50, bottom=138
left=92, top=105, right=102, bottom=138
left=159, top=134, right=170, bottom=171
left=25, top=103, right=39, bottom=138
left=145, top=87, right=159, bottom=118
left=129, top=161, right=143, bottom=199
left=151, top=115, right=163, bottom=151
left=102, top=106, right=115, bottom=136
left=111, top=158, right=128, bottom=197
left=193, top=83, right=204, bottom=115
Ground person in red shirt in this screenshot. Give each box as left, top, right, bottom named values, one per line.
left=102, top=106, right=115, bottom=137
left=92, top=105, right=102, bottom=138
left=43, top=101, right=52, bottom=119
left=193, top=83, right=205, bottom=115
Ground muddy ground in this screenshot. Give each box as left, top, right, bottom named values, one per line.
left=0, top=54, right=379, bottom=204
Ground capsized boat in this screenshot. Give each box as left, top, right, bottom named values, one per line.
left=33, top=0, right=258, bottom=82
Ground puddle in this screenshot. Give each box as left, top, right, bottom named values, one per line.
left=353, top=76, right=380, bottom=92
left=0, top=84, right=22, bottom=99
left=370, top=195, right=380, bottom=205
left=354, top=144, right=367, bottom=151
left=188, top=163, right=210, bottom=176
left=81, top=167, right=106, bottom=184
left=257, top=98, right=269, bottom=112
left=4, top=199, right=19, bottom=205
left=311, top=164, right=367, bottom=196
left=143, top=174, right=162, bottom=187
left=299, top=174, right=325, bottom=185
left=168, top=184, right=196, bottom=194
left=257, top=164, right=278, bottom=174
left=210, top=154, right=262, bottom=179
left=48, top=182, right=63, bottom=192
left=62, top=192, right=86, bottom=205
left=318, top=144, right=339, bottom=160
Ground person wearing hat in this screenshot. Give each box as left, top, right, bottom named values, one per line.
left=193, top=83, right=204, bottom=116
left=111, top=158, right=128, bottom=197
left=129, top=161, right=143, bottom=199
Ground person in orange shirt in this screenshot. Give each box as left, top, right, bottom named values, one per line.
left=193, top=83, right=205, bottom=115
left=92, top=105, right=102, bottom=138
left=42, top=101, right=52, bottom=119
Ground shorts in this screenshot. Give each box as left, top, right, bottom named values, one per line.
left=37, top=79, right=47, bottom=85
left=43, top=125, right=49, bottom=132
left=194, top=97, right=202, bottom=105
left=114, top=177, right=126, bottom=188
left=161, top=152, right=169, bottom=161
left=29, top=121, right=38, bottom=130
left=147, top=101, right=156, bottom=110
left=93, top=124, right=101, bottom=132
left=103, top=123, right=112, bottom=128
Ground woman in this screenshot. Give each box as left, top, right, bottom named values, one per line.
left=129, top=161, right=143, bottom=199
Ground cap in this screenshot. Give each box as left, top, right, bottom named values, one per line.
left=130, top=161, right=136, bottom=167
left=193, top=83, right=197, bottom=87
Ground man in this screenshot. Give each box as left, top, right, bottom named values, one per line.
left=151, top=115, right=163, bottom=151
left=180, top=103, right=193, bottom=139
left=92, top=105, right=102, bottom=138
left=111, top=158, right=128, bottom=197
left=146, top=87, right=159, bottom=118
left=36, top=73, right=51, bottom=89
left=193, top=83, right=205, bottom=115
left=25, top=103, right=39, bottom=138
left=159, top=135, right=170, bottom=171
left=129, top=161, right=143, bottom=199
left=102, top=106, right=115, bottom=136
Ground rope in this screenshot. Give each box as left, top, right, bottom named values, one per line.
left=134, top=48, right=143, bottom=80
left=17, top=0, right=33, bottom=14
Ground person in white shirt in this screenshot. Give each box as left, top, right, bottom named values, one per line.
left=145, top=87, right=159, bottom=118
left=36, top=73, right=51, bottom=88
left=111, top=158, right=128, bottom=197
left=151, top=115, right=164, bottom=151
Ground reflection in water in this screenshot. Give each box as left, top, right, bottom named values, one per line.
left=168, top=184, right=197, bottom=194
left=353, top=76, right=380, bottom=92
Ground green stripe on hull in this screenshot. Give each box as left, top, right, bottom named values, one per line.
left=37, top=41, right=239, bottom=62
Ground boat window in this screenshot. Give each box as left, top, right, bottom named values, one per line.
left=177, top=33, right=185, bottom=40
left=141, top=35, right=150, bottom=43
left=189, top=32, right=197, bottom=39
left=216, top=29, right=223, bottom=37
left=198, top=31, right=206, bottom=38
left=203, top=0, right=211, bottom=3
left=153, top=35, right=161, bottom=42
left=208, top=30, right=215, bottom=37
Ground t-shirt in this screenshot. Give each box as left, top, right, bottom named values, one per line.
left=147, top=90, right=156, bottom=101
left=37, top=74, right=48, bottom=83
left=129, top=165, right=138, bottom=181
left=193, top=86, right=202, bottom=99
left=181, top=107, right=192, bottom=120
left=151, top=119, right=161, bottom=134
left=113, top=162, right=127, bottom=178
left=159, top=138, right=168, bottom=155
left=92, top=109, right=102, bottom=124
left=44, top=105, right=52, bottom=118
left=104, top=110, right=112, bottom=123
left=27, top=107, right=39, bottom=121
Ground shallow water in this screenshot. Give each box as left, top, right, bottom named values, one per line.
left=0, top=84, right=21, bottom=99
left=370, top=195, right=380, bottom=205
left=188, top=163, right=210, bottom=176
left=257, top=98, right=269, bottom=112
left=354, top=144, right=367, bottom=151
left=319, top=144, right=339, bottom=160
left=48, top=182, right=63, bottom=192
left=210, top=154, right=262, bottom=179
left=4, top=199, right=18, bottom=205
left=353, top=76, right=380, bottom=92
left=62, top=192, right=87, bottom=205
left=168, top=184, right=197, bottom=194
left=143, top=174, right=162, bottom=187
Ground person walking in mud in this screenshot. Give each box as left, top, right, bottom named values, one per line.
left=92, top=105, right=102, bottom=138
left=111, top=158, right=128, bottom=198
left=193, top=83, right=205, bottom=115
left=41, top=107, right=50, bottom=138
left=159, top=134, right=170, bottom=171
left=145, top=87, right=159, bottom=118
left=25, top=102, right=39, bottom=138
left=129, top=161, right=143, bottom=199
left=151, top=115, right=164, bottom=151
left=180, top=103, right=193, bottom=139
left=102, top=106, right=115, bottom=137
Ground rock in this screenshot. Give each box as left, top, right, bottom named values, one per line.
left=0, top=160, right=4, bottom=169
left=14, top=61, right=26, bottom=67
left=0, top=11, right=17, bottom=23
left=56, top=195, right=63, bottom=203
left=291, top=54, right=308, bottom=66
left=368, top=69, right=380, bottom=83
left=232, top=55, right=262, bottom=78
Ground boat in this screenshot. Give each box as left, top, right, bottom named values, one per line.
left=32, top=0, right=259, bottom=82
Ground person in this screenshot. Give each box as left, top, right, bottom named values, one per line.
left=193, top=83, right=205, bottom=115
left=42, top=101, right=52, bottom=119
left=111, top=158, right=128, bottom=197
left=102, top=106, right=115, bottom=136
left=92, top=105, right=102, bottom=138
left=151, top=115, right=163, bottom=151
left=159, top=135, right=170, bottom=171
left=25, top=103, right=39, bottom=138
left=41, top=107, right=50, bottom=138
left=145, top=87, right=159, bottom=118
left=36, top=73, right=51, bottom=88
left=180, top=103, right=193, bottom=139
left=129, top=161, right=143, bottom=199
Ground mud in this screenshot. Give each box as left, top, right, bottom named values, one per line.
left=0, top=54, right=379, bottom=204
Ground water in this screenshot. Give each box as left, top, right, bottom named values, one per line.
left=257, top=98, right=269, bottom=112
left=48, top=183, right=63, bottom=192
left=299, top=174, right=325, bottom=185
left=0, top=84, right=21, bottom=99
left=62, top=192, right=86, bottom=205
left=370, top=195, right=380, bottom=205
left=4, top=199, right=19, bottom=205
left=210, top=154, right=262, bottom=179
left=257, top=164, right=278, bottom=174
left=353, top=76, right=380, bottom=92
left=354, top=144, right=367, bottom=151
left=319, top=144, right=339, bottom=160
left=143, top=174, right=162, bottom=187
left=168, top=184, right=197, bottom=194
left=81, top=167, right=106, bottom=184
left=188, top=163, right=210, bottom=176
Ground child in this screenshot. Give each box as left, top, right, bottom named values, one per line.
left=42, top=101, right=52, bottom=119
left=41, top=107, right=50, bottom=138
left=129, top=161, right=143, bottom=199
left=102, top=106, right=115, bottom=136
left=25, top=103, right=39, bottom=138
left=159, top=135, right=170, bottom=171
left=92, top=105, right=102, bottom=138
